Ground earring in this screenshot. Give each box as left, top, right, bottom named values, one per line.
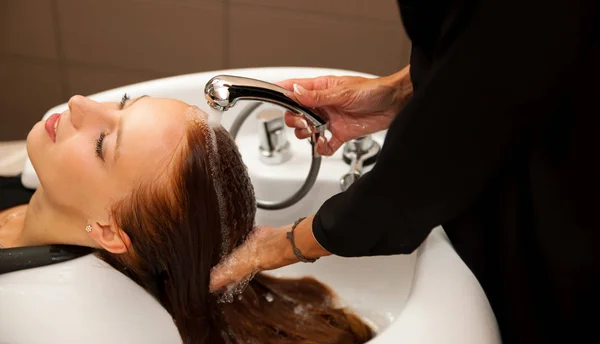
left=85, top=224, right=92, bottom=233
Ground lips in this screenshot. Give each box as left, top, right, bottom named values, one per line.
left=45, top=113, right=60, bottom=143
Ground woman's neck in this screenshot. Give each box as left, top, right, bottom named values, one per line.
left=15, top=189, right=95, bottom=248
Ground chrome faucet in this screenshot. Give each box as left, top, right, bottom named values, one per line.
left=256, top=108, right=292, bottom=165
left=204, top=75, right=328, bottom=158
left=340, top=135, right=381, bottom=191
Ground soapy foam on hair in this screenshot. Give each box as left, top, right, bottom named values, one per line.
left=186, top=106, right=230, bottom=257
left=189, top=105, right=259, bottom=301
left=211, top=123, right=258, bottom=301
left=212, top=125, right=257, bottom=257
left=204, top=127, right=231, bottom=257
left=185, top=105, right=208, bottom=124
left=218, top=271, right=256, bottom=304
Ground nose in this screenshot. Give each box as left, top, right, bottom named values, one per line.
left=68, top=95, right=118, bottom=130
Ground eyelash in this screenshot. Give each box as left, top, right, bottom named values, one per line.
left=119, top=93, right=130, bottom=110
left=95, top=132, right=106, bottom=160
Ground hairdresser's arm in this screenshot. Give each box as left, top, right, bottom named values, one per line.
left=311, top=0, right=593, bottom=256
left=210, top=215, right=329, bottom=292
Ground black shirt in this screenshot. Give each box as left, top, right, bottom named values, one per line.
left=312, top=0, right=599, bottom=342
left=0, top=175, right=34, bottom=211
left=0, top=176, right=93, bottom=274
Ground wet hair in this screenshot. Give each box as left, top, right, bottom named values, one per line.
left=96, top=121, right=374, bottom=343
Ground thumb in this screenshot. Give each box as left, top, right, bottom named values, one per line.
left=293, top=83, right=344, bottom=108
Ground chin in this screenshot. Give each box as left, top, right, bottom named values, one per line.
left=26, top=121, right=46, bottom=174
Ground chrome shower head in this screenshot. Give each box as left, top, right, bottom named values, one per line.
left=204, top=75, right=328, bottom=134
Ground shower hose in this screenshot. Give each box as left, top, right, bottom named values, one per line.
left=228, top=102, right=322, bottom=210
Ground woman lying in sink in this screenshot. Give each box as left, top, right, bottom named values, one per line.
left=0, top=94, right=373, bottom=344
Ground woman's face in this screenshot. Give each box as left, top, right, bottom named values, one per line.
left=26, top=95, right=191, bottom=247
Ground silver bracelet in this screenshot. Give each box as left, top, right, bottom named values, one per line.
left=286, top=217, right=319, bottom=263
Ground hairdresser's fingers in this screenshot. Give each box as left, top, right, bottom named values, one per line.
left=209, top=268, right=234, bottom=292
left=285, top=112, right=327, bottom=142
left=209, top=245, right=255, bottom=292
left=210, top=260, right=254, bottom=293
left=284, top=111, right=308, bottom=130
left=275, top=76, right=337, bottom=92
left=209, top=270, right=228, bottom=292
left=276, top=78, right=308, bottom=92
left=210, top=225, right=283, bottom=292
left=315, top=135, right=343, bottom=156
left=325, top=136, right=344, bottom=156
left=294, top=128, right=312, bottom=140
left=210, top=225, right=298, bottom=292
left=284, top=111, right=298, bottom=127
left=292, top=84, right=349, bottom=109
left=210, top=263, right=241, bottom=292
left=316, top=136, right=328, bottom=156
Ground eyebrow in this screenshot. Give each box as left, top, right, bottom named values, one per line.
left=114, top=95, right=148, bottom=163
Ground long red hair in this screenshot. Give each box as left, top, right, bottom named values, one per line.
left=97, top=121, right=374, bottom=343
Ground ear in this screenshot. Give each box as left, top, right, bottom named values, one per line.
left=87, top=219, right=131, bottom=254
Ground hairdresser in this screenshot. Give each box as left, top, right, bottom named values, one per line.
left=211, top=0, right=598, bottom=342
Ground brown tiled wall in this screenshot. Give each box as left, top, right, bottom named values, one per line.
left=0, top=0, right=410, bottom=141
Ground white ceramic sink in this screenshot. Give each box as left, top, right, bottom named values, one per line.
left=1, top=67, right=501, bottom=344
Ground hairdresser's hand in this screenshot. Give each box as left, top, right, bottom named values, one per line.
left=276, top=65, right=413, bottom=155
left=210, top=215, right=330, bottom=293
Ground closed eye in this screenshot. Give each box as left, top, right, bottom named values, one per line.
left=95, top=132, right=106, bottom=161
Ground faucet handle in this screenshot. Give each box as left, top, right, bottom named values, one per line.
left=339, top=135, right=381, bottom=191
left=256, top=109, right=292, bottom=165
left=342, top=135, right=379, bottom=167
left=340, top=171, right=362, bottom=192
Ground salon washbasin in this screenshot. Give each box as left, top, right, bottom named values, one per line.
left=1, top=67, right=500, bottom=344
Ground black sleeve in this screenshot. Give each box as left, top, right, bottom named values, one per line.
left=312, top=0, right=596, bottom=257
left=0, top=175, right=34, bottom=211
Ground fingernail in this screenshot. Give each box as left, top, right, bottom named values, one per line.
left=293, top=83, right=305, bottom=96
left=297, top=118, right=308, bottom=128
left=318, top=136, right=326, bottom=144
left=297, top=118, right=312, bottom=134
